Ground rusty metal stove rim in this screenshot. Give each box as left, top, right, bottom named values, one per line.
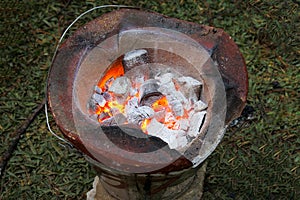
left=48, top=7, right=247, bottom=173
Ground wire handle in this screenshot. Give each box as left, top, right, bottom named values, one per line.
left=45, top=5, right=137, bottom=147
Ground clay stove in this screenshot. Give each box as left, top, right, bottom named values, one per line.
left=47, top=9, right=247, bottom=199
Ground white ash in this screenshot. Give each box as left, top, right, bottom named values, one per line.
left=88, top=98, right=98, bottom=112
left=178, top=119, right=189, bottom=131
left=130, top=87, right=138, bottom=96
left=123, top=49, right=148, bottom=70
left=166, top=94, right=184, bottom=117
left=92, top=93, right=106, bottom=107
left=157, top=81, right=176, bottom=95
left=98, top=112, right=110, bottom=122
left=173, top=90, right=189, bottom=105
left=126, top=96, right=139, bottom=108
left=125, top=104, right=154, bottom=125
left=168, top=134, right=188, bottom=149
left=94, top=86, right=102, bottom=94
left=164, top=112, right=176, bottom=123
left=146, top=118, right=165, bottom=136
left=100, top=113, right=127, bottom=126
left=124, top=49, right=147, bottom=61
left=194, top=100, right=207, bottom=111
left=174, top=76, right=202, bottom=103
left=146, top=118, right=188, bottom=149
left=102, top=92, right=112, bottom=101
left=105, top=77, right=115, bottom=90
left=187, top=111, right=206, bottom=137
left=108, top=76, right=131, bottom=96
left=153, top=108, right=166, bottom=122
left=155, top=72, right=174, bottom=84
left=91, top=68, right=209, bottom=151
left=134, top=74, right=145, bottom=86
left=176, top=76, right=202, bottom=88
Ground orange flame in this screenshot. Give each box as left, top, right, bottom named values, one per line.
left=152, top=96, right=169, bottom=111
left=98, top=58, right=124, bottom=90
left=141, top=118, right=151, bottom=133
left=94, top=59, right=191, bottom=133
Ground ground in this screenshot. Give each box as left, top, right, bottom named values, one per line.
left=0, top=0, right=299, bottom=199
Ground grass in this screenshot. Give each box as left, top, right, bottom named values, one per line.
left=0, top=0, right=299, bottom=199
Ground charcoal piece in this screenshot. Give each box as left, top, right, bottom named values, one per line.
left=108, top=76, right=131, bottom=104
left=139, top=79, right=162, bottom=105
left=166, top=94, right=184, bottom=117
left=153, top=108, right=166, bottom=122
left=100, top=113, right=127, bottom=126
left=194, top=100, right=207, bottom=111
left=122, top=49, right=149, bottom=72
left=146, top=118, right=188, bottom=150
left=92, top=93, right=106, bottom=107
left=175, top=76, right=202, bottom=102
left=155, top=72, right=174, bottom=84
left=187, top=111, right=206, bottom=137
left=176, top=76, right=202, bottom=88
left=158, top=81, right=176, bottom=95
left=168, top=134, right=188, bottom=149
left=88, top=98, right=98, bottom=113
left=146, top=118, right=165, bottom=137
left=102, top=92, right=112, bottom=101
left=126, top=106, right=155, bottom=125
left=178, top=119, right=189, bottom=131
left=98, top=112, right=111, bottom=123
left=94, top=85, right=102, bottom=94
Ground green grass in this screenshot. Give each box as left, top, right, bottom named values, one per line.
left=1, top=0, right=299, bottom=199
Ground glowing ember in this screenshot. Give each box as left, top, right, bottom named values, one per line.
left=98, top=58, right=124, bottom=91
left=89, top=50, right=208, bottom=150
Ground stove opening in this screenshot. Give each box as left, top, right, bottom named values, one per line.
left=88, top=49, right=208, bottom=150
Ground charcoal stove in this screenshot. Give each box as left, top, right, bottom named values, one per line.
left=47, top=9, right=248, bottom=199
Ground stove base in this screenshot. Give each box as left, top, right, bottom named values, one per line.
left=87, top=161, right=207, bottom=200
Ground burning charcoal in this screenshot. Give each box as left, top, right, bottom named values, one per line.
left=158, top=81, right=176, bottom=95
left=94, top=85, right=102, bottom=94
left=155, top=72, right=174, bottom=84
left=164, top=111, right=176, bottom=123
left=153, top=108, right=166, bottom=122
left=146, top=118, right=165, bottom=137
left=147, top=120, right=187, bottom=150
left=174, top=90, right=188, bottom=105
left=175, top=76, right=202, bottom=102
left=130, top=87, right=138, bottom=97
left=92, top=93, right=106, bottom=107
left=100, top=113, right=127, bottom=126
left=166, top=94, right=184, bottom=117
left=134, top=74, right=145, bottom=86
left=187, top=111, right=206, bottom=137
left=126, top=106, right=154, bottom=125
left=102, top=92, right=112, bottom=101
left=108, top=76, right=131, bottom=103
left=100, top=117, right=116, bottom=126
left=105, top=77, right=115, bottom=90
left=98, top=112, right=110, bottom=122
left=178, top=119, right=190, bottom=131
left=122, top=49, right=149, bottom=72
left=127, top=96, right=139, bottom=108
left=110, top=107, right=122, bottom=116
left=194, top=100, right=207, bottom=111
left=139, top=79, right=162, bottom=104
